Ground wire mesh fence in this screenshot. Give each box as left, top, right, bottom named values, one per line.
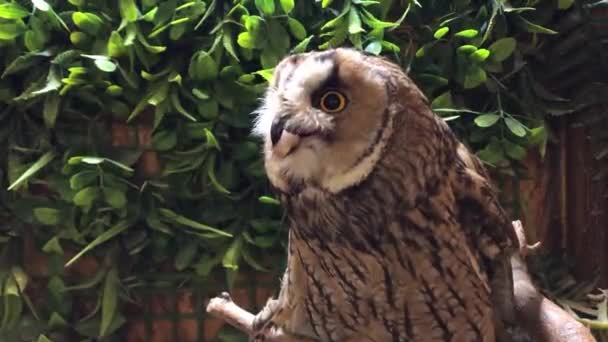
left=119, top=269, right=281, bottom=342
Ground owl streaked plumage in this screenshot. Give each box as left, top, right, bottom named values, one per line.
left=250, top=48, right=518, bottom=342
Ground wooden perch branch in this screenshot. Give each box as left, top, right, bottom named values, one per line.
left=510, top=220, right=596, bottom=342
left=206, top=292, right=256, bottom=335
left=206, top=221, right=596, bottom=342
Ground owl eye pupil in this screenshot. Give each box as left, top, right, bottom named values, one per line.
left=319, top=91, right=346, bottom=112
left=324, top=94, right=341, bottom=110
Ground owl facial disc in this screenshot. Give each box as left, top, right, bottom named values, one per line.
left=253, top=48, right=395, bottom=193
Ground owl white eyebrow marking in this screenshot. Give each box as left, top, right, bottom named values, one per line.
left=282, top=56, right=335, bottom=103
left=250, top=53, right=336, bottom=139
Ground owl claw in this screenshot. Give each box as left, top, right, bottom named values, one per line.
left=249, top=322, right=277, bottom=342
left=252, top=298, right=280, bottom=332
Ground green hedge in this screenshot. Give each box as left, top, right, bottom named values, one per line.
left=0, top=0, right=569, bottom=340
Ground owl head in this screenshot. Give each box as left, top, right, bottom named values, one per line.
left=252, top=48, right=427, bottom=194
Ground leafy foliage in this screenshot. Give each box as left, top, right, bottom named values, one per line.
left=0, top=0, right=576, bottom=340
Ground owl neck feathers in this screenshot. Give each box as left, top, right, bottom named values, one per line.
left=281, top=105, right=459, bottom=242
left=320, top=106, right=396, bottom=193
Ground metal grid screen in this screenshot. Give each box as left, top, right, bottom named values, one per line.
left=120, top=270, right=280, bottom=342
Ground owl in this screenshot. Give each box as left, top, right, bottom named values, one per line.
left=249, top=48, right=519, bottom=342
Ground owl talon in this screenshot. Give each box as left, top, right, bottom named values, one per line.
left=249, top=321, right=276, bottom=342
left=252, top=298, right=280, bottom=332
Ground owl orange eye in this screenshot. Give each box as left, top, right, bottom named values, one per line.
left=319, top=90, right=347, bottom=113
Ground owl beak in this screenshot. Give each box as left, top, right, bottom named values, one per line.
left=270, top=115, right=288, bottom=147
left=270, top=115, right=302, bottom=158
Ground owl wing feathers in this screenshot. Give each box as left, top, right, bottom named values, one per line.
left=451, top=142, right=519, bottom=340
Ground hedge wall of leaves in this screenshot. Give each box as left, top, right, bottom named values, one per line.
left=0, top=0, right=572, bottom=340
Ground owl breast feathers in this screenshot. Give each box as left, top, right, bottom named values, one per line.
left=250, top=48, right=519, bottom=342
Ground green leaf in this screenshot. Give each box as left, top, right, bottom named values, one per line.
left=175, top=241, right=198, bottom=271
left=65, top=220, right=131, bottom=267
left=2, top=50, right=51, bottom=77
left=143, top=6, right=158, bottom=21
left=454, top=29, right=478, bottom=38
left=69, top=31, right=88, bottom=45
left=457, top=44, right=477, bottom=54
left=513, top=15, right=557, bottom=34
left=73, top=186, right=99, bottom=207
left=48, top=311, right=67, bottom=328
left=69, top=171, right=97, bottom=190
left=258, top=196, right=280, bottom=205
left=153, top=130, right=177, bottom=151
left=287, top=18, right=306, bottom=40
left=145, top=82, right=169, bottom=106
left=72, top=12, right=103, bottom=35
left=359, top=8, right=397, bottom=29
left=321, top=2, right=350, bottom=30
left=158, top=208, right=232, bottom=237
left=26, top=66, right=62, bottom=99
left=280, top=0, right=295, bottom=13
left=222, top=26, right=240, bottom=61
left=267, top=19, right=290, bottom=53
left=103, top=188, right=127, bottom=209
left=204, top=128, right=220, bottom=150
left=237, top=32, right=256, bottom=49
left=136, top=30, right=166, bottom=53
left=189, top=51, right=218, bottom=81
left=24, top=30, right=45, bottom=51
left=242, top=248, right=269, bottom=272
left=431, top=91, right=454, bottom=109
left=558, top=0, right=575, bottom=9
left=528, top=126, right=548, bottom=146
left=192, top=88, right=210, bottom=100
left=0, top=22, right=26, bottom=40
left=322, top=0, right=335, bottom=8
left=474, top=113, right=500, bottom=127
left=291, top=35, right=313, bottom=53
left=100, top=268, right=118, bottom=337
left=8, top=151, right=55, bottom=191
left=43, top=95, right=60, bottom=128
left=105, top=159, right=135, bottom=172
left=170, top=88, right=197, bottom=121
left=222, top=235, right=243, bottom=270
left=504, top=140, right=527, bottom=160
left=195, top=0, right=215, bottom=29
left=0, top=3, right=29, bottom=19
left=244, top=15, right=263, bottom=33
left=119, top=0, right=139, bottom=22
left=433, top=27, right=449, bottom=39
left=37, top=335, right=53, bottom=342
left=463, top=66, right=487, bottom=89
left=469, top=48, right=490, bottom=62
left=207, top=153, right=230, bottom=194
left=108, top=31, right=127, bottom=58
left=415, top=45, right=427, bottom=57
left=348, top=7, right=364, bottom=34
left=365, top=40, right=382, bottom=55
left=488, top=37, right=516, bottom=62
left=32, top=0, right=51, bottom=11
left=505, top=117, right=527, bottom=137
left=34, top=208, right=61, bottom=225
left=42, top=237, right=64, bottom=255
left=95, top=59, right=117, bottom=72
left=69, top=156, right=103, bottom=165
left=477, top=139, right=505, bottom=164
left=255, top=0, right=275, bottom=16
left=106, top=85, right=123, bottom=96
left=442, top=115, right=460, bottom=122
